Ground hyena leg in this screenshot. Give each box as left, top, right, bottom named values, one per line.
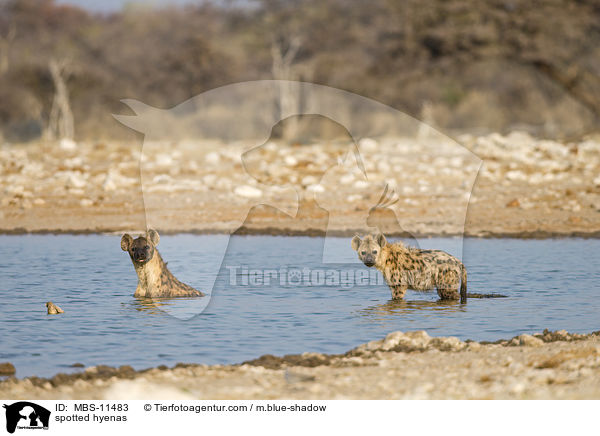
left=437, top=287, right=460, bottom=300
left=436, top=270, right=460, bottom=300
left=390, top=285, right=408, bottom=300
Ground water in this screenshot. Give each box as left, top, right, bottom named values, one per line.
left=0, top=234, right=599, bottom=378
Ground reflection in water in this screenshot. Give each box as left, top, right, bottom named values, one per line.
left=2, top=234, right=600, bottom=378
left=128, top=296, right=209, bottom=318
left=357, top=298, right=465, bottom=321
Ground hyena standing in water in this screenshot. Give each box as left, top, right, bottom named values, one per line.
left=121, top=229, right=204, bottom=298
left=351, top=233, right=467, bottom=303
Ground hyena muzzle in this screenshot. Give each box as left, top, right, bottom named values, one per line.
left=351, top=233, right=467, bottom=303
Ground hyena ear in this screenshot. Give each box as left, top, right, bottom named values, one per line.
left=351, top=235, right=362, bottom=251
left=375, top=233, right=387, bottom=247
left=121, top=234, right=133, bottom=251
left=147, top=229, right=160, bottom=246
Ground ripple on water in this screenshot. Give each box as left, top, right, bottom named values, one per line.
left=0, top=235, right=599, bottom=377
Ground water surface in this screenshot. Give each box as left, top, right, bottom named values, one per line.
left=0, top=235, right=598, bottom=378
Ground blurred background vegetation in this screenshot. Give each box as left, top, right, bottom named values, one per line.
left=0, top=0, right=599, bottom=142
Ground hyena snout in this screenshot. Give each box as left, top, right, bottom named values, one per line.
left=361, top=254, right=376, bottom=267
left=131, top=246, right=151, bottom=262
left=351, top=234, right=386, bottom=268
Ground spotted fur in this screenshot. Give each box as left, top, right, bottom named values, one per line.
left=351, top=233, right=467, bottom=303
left=121, top=229, right=204, bottom=298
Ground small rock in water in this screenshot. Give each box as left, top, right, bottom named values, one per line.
left=0, top=362, right=16, bottom=375
left=234, top=185, right=262, bottom=199
left=80, top=198, right=94, bottom=207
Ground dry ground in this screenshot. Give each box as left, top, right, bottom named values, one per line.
left=1, top=132, right=600, bottom=237
left=1, top=330, right=599, bottom=400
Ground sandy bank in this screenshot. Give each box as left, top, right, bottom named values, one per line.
left=2, top=330, right=599, bottom=400
left=1, top=132, right=600, bottom=238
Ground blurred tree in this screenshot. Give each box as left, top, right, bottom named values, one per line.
left=0, top=0, right=598, bottom=140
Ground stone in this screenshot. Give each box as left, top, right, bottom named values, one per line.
left=102, top=173, right=117, bottom=191
left=283, top=155, right=298, bottom=166
left=155, top=153, right=174, bottom=166
left=359, top=138, right=378, bottom=152
left=59, top=138, right=77, bottom=151
left=205, top=152, right=220, bottom=165
left=67, top=174, right=87, bottom=189
left=0, top=362, right=16, bottom=375
left=430, top=336, right=465, bottom=351
left=306, top=184, right=325, bottom=193
left=518, top=334, right=544, bottom=347
left=234, top=185, right=262, bottom=199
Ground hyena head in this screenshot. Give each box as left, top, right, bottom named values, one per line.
left=121, top=229, right=160, bottom=265
left=351, top=233, right=387, bottom=267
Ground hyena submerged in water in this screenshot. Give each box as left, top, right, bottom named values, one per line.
left=121, top=229, right=204, bottom=298
left=351, top=233, right=467, bottom=303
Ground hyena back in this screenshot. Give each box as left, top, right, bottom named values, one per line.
left=351, top=233, right=467, bottom=303
left=121, top=229, right=203, bottom=298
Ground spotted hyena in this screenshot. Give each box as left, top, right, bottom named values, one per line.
left=121, top=229, right=204, bottom=298
left=351, top=233, right=467, bottom=303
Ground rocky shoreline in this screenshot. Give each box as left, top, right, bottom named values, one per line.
left=2, top=330, right=599, bottom=400
left=1, top=132, right=600, bottom=238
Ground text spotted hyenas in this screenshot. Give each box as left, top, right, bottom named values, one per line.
left=351, top=233, right=467, bottom=303
left=121, top=229, right=204, bottom=298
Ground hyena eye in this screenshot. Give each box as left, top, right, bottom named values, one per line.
left=145, top=245, right=150, bottom=250
left=372, top=250, right=377, bottom=254
left=361, top=251, right=366, bottom=255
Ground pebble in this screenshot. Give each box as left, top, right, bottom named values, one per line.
left=306, top=184, right=325, bottom=193
left=59, top=138, right=77, bottom=151
left=205, top=152, right=221, bottom=165
left=353, top=180, right=369, bottom=189
left=234, top=185, right=262, bottom=199
left=102, top=173, right=117, bottom=191
left=155, top=153, right=174, bottom=166
left=284, top=156, right=298, bottom=166
left=340, top=174, right=354, bottom=184
left=359, top=138, right=378, bottom=152
left=67, top=174, right=87, bottom=189
left=0, top=362, right=16, bottom=375
left=518, top=334, right=544, bottom=347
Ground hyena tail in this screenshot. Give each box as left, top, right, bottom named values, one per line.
left=460, top=265, right=467, bottom=303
